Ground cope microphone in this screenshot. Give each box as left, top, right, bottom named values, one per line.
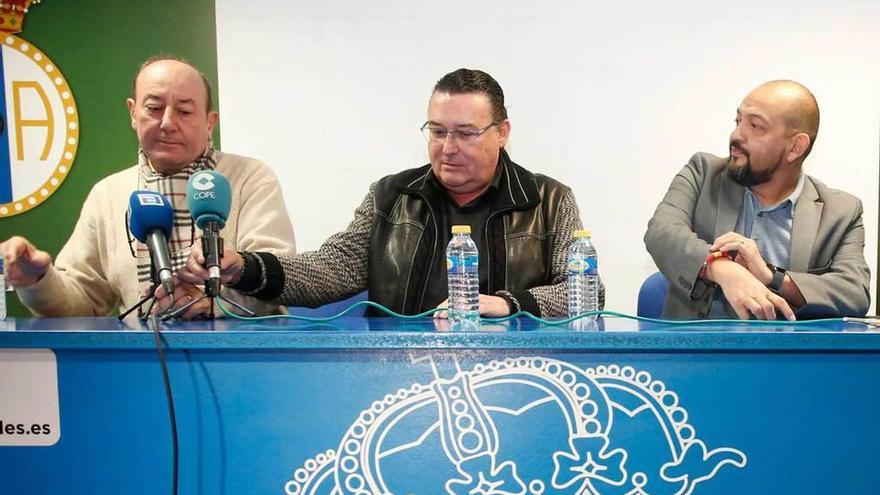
left=186, top=170, right=231, bottom=297
left=128, top=191, right=175, bottom=296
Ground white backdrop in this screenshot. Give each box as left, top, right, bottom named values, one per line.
left=216, top=0, right=879, bottom=314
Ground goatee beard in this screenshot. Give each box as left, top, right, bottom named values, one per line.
left=727, top=151, right=783, bottom=187
left=727, top=160, right=772, bottom=187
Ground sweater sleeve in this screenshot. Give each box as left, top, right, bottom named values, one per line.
left=17, top=185, right=121, bottom=316
left=234, top=185, right=374, bottom=307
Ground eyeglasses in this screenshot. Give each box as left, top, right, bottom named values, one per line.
left=420, top=121, right=503, bottom=143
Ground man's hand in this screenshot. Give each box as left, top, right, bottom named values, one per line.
left=152, top=278, right=213, bottom=319
left=176, top=239, right=244, bottom=286
left=711, top=232, right=773, bottom=285
left=0, top=236, right=53, bottom=287
left=709, top=260, right=795, bottom=321
left=433, top=294, right=511, bottom=319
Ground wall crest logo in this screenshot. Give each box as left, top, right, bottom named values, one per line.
left=0, top=0, right=79, bottom=217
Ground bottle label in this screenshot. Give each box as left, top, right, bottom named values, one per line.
left=568, top=257, right=586, bottom=273
left=568, top=255, right=598, bottom=275
left=447, top=255, right=478, bottom=274
left=585, top=257, right=598, bottom=275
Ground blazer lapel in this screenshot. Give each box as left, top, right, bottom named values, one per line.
left=714, top=173, right=745, bottom=239
left=790, top=178, right=823, bottom=272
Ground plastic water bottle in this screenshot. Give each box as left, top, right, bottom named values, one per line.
left=446, top=225, right=479, bottom=328
left=0, top=259, right=6, bottom=321
left=568, top=230, right=599, bottom=323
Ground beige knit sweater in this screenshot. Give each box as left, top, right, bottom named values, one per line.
left=17, top=152, right=296, bottom=317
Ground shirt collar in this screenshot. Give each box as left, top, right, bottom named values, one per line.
left=787, top=172, right=806, bottom=205
left=745, top=173, right=806, bottom=213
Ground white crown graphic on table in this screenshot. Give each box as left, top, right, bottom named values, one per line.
left=285, top=357, right=747, bottom=495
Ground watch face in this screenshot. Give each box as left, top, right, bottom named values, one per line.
left=770, top=266, right=786, bottom=291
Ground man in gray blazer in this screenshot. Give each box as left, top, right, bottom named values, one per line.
left=645, top=80, right=870, bottom=320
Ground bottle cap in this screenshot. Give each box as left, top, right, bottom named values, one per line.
left=573, top=229, right=591, bottom=238
left=451, top=225, right=472, bottom=234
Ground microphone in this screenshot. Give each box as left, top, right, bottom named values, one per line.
left=186, top=170, right=231, bottom=297
left=128, top=191, right=175, bottom=296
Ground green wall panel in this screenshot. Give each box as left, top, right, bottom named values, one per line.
left=0, top=0, right=219, bottom=316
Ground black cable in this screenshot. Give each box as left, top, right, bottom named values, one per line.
left=149, top=316, right=179, bottom=495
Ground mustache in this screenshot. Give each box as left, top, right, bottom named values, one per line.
left=729, top=140, right=749, bottom=157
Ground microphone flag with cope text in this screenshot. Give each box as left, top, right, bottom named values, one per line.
left=186, top=171, right=232, bottom=296
left=128, top=191, right=175, bottom=295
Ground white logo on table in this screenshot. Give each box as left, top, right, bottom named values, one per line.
left=284, top=356, right=747, bottom=495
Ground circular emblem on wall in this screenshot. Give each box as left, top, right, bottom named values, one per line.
left=0, top=33, right=78, bottom=217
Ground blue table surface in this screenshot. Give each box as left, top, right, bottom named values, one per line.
left=2, top=316, right=880, bottom=495
left=1, top=316, right=878, bottom=351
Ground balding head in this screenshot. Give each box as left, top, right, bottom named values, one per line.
left=126, top=56, right=219, bottom=174
left=746, top=80, right=820, bottom=157
left=132, top=55, right=214, bottom=113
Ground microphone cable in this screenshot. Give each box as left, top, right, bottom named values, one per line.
left=146, top=315, right=179, bottom=495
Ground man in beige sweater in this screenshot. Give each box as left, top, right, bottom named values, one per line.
left=0, top=56, right=295, bottom=318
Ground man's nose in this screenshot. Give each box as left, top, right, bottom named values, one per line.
left=730, top=123, right=743, bottom=144
left=159, top=107, right=177, bottom=131
left=440, top=132, right=458, bottom=154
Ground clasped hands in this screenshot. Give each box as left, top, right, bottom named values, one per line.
left=706, top=232, right=795, bottom=321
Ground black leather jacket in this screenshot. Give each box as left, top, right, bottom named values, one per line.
left=235, top=150, right=585, bottom=317
left=368, top=150, right=575, bottom=316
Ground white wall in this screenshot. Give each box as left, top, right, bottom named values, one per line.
left=216, top=0, right=879, bottom=314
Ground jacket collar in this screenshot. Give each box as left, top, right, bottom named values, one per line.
left=789, top=177, right=823, bottom=272
left=398, top=149, right=540, bottom=212
left=714, top=169, right=745, bottom=239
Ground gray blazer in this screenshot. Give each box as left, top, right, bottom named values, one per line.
left=644, top=152, right=870, bottom=319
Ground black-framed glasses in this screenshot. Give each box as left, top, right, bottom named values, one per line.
left=420, top=121, right=503, bottom=143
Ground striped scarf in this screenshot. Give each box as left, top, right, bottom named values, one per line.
left=134, top=147, right=218, bottom=289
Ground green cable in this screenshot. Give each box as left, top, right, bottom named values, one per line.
left=483, top=309, right=845, bottom=326
left=216, top=299, right=440, bottom=322
left=214, top=298, right=847, bottom=327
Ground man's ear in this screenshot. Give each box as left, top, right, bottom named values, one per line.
left=788, top=133, right=811, bottom=162
left=206, top=111, right=219, bottom=133
left=126, top=98, right=136, bottom=129
left=497, top=119, right=511, bottom=148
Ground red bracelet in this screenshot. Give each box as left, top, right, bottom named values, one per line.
left=699, top=250, right=732, bottom=280
left=705, top=251, right=733, bottom=264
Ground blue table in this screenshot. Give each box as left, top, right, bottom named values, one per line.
left=1, top=316, right=878, bottom=495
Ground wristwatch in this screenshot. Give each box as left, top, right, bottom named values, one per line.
left=767, top=264, right=787, bottom=293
